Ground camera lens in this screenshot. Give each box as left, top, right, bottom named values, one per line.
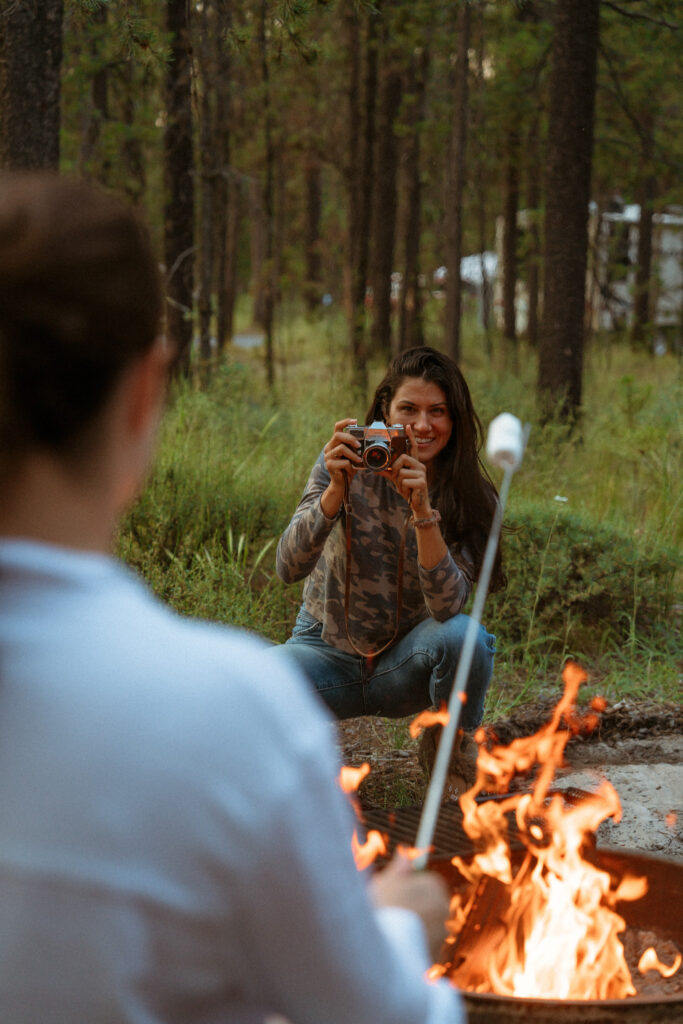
left=363, top=441, right=391, bottom=471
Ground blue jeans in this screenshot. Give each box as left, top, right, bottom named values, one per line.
left=273, top=607, right=496, bottom=730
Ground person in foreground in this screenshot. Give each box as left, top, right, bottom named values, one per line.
left=0, top=173, right=464, bottom=1024
left=273, top=345, right=504, bottom=795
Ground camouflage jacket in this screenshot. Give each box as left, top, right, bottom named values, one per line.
left=276, top=452, right=474, bottom=655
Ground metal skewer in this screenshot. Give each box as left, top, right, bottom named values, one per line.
left=412, top=415, right=530, bottom=870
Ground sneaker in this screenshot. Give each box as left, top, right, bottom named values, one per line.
left=443, top=773, right=469, bottom=802
left=418, top=725, right=479, bottom=798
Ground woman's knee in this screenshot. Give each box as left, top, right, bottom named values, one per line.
left=430, top=617, right=495, bottom=719
left=439, top=615, right=495, bottom=663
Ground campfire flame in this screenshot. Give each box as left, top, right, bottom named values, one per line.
left=409, top=706, right=450, bottom=738
left=431, top=661, right=680, bottom=1000
left=338, top=761, right=389, bottom=871
left=339, top=762, right=371, bottom=793
left=638, top=947, right=683, bottom=978
left=352, top=828, right=388, bottom=870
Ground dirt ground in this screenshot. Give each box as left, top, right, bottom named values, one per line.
left=337, top=696, right=683, bottom=858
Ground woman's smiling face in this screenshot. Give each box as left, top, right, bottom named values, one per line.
left=387, top=377, right=453, bottom=466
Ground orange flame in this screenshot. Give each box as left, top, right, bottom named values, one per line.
left=339, top=762, right=371, bottom=794
left=638, top=947, right=682, bottom=978
left=409, top=707, right=450, bottom=739
left=352, top=828, right=388, bottom=870
left=339, top=764, right=388, bottom=868
left=666, top=811, right=677, bottom=828
left=437, top=661, right=678, bottom=1000
left=396, top=843, right=429, bottom=863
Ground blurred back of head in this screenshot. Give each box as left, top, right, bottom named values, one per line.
left=0, top=172, right=163, bottom=472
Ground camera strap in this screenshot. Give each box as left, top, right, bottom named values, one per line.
left=342, top=477, right=412, bottom=661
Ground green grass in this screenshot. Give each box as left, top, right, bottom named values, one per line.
left=116, top=308, right=682, bottom=718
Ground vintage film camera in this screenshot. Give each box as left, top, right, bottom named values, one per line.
left=345, top=421, right=410, bottom=472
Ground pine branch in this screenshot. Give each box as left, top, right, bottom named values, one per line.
left=598, top=40, right=648, bottom=144
left=601, top=1, right=679, bottom=32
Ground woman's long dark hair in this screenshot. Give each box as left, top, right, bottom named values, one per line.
left=366, top=346, right=506, bottom=591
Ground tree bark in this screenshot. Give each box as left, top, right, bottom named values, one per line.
left=304, top=155, right=323, bottom=313
left=472, top=6, right=492, bottom=358
left=164, top=0, right=195, bottom=377
left=502, top=128, right=520, bottom=345
left=526, top=114, right=542, bottom=348
left=346, top=5, right=379, bottom=395
left=222, top=174, right=242, bottom=349
left=214, top=0, right=232, bottom=354
left=257, top=0, right=276, bottom=389
left=538, top=0, right=600, bottom=423
left=0, top=0, right=63, bottom=169
left=370, top=59, right=403, bottom=360
left=444, top=4, right=470, bottom=365
left=249, top=177, right=267, bottom=325
left=120, top=67, right=146, bottom=205
left=631, top=117, right=655, bottom=348
left=399, top=46, right=429, bottom=353
left=345, top=6, right=362, bottom=313
left=198, top=0, right=215, bottom=384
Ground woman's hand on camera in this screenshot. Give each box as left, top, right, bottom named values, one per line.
left=321, top=418, right=363, bottom=518
left=388, top=425, right=431, bottom=514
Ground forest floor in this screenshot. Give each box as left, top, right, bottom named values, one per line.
left=338, top=697, right=683, bottom=858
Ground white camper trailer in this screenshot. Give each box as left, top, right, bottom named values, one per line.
left=494, top=202, right=683, bottom=347
left=587, top=202, right=683, bottom=337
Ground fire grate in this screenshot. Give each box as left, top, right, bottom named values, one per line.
left=360, top=799, right=485, bottom=861
left=360, top=787, right=593, bottom=863
left=360, top=804, right=683, bottom=1019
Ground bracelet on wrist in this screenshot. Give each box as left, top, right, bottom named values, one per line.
left=412, top=508, right=441, bottom=529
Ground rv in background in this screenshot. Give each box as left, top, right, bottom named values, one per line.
left=493, top=200, right=683, bottom=350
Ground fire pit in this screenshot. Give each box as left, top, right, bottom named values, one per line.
left=353, top=664, right=682, bottom=1021
left=361, top=803, right=682, bottom=1020
left=431, top=846, right=683, bottom=1024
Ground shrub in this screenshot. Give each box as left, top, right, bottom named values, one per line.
left=488, top=498, right=680, bottom=660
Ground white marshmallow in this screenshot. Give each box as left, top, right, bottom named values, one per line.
left=486, top=413, right=524, bottom=470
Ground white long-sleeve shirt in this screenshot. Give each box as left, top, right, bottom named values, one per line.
left=0, top=540, right=464, bottom=1024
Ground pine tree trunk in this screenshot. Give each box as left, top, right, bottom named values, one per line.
left=121, top=71, right=146, bottom=205
left=221, top=176, right=241, bottom=349
left=304, top=155, right=323, bottom=313
left=346, top=6, right=378, bottom=395
left=399, top=47, right=429, bottom=353
left=213, top=0, right=232, bottom=353
left=502, top=129, right=519, bottom=345
left=258, top=0, right=275, bottom=389
left=0, top=0, right=63, bottom=169
left=526, top=115, right=542, bottom=348
left=538, top=0, right=600, bottom=423
left=345, top=6, right=362, bottom=317
left=444, top=4, right=470, bottom=364
left=631, top=118, right=655, bottom=348
left=198, top=0, right=215, bottom=384
left=164, top=0, right=195, bottom=377
left=472, top=8, right=492, bottom=358
left=370, top=61, right=402, bottom=360
left=249, top=177, right=267, bottom=326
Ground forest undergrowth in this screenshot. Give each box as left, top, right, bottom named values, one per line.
left=116, top=311, right=682, bottom=721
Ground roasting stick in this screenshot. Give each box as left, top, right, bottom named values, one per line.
left=412, top=414, right=529, bottom=871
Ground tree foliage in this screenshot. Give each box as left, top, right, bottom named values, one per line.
left=3, top=0, right=681, bottom=401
